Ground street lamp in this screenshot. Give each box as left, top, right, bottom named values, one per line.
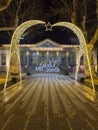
left=66, top=51, right=69, bottom=68
left=26, top=51, right=29, bottom=66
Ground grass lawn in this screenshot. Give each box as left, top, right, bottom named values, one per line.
left=84, top=78, right=98, bottom=91
left=85, top=78, right=98, bottom=86
left=0, top=78, right=11, bottom=84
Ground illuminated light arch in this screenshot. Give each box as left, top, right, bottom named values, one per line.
left=4, top=20, right=95, bottom=92
left=4, top=20, right=45, bottom=92
left=53, top=22, right=86, bottom=56
left=53, top=22, right=95, bottom=92
left=11, top=20, right=45, bottom=55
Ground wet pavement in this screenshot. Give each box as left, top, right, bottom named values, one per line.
left=0, top=73, right=98, bottom=130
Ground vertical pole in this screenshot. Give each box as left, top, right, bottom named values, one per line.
left=37, top=51, right=39, bottom=65
left=4, top=51, right=11, bottom=92
left=6, top=51, right=10, bottom=72
left=93, top=49, right=97, bottom=72
left=26, top=51, right=29, bottom=66
left=66, top=51, right=69, bottom=68
left=75, top=51, right=80, bottom=80
left=47, top=51, right=49, bottom=64
left=0, top=53, right=1, bottom=66
left=56, top=51, right=59, bottom=57
left=18, top=51, right=22, bottom=89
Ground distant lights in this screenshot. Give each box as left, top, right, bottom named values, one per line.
left=80, top=65, right=85, bottom=70
left=20, top=37, right=24, bottom=40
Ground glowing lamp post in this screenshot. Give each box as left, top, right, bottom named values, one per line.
left=26, top=51, right=29, bottom=66
left=66, top=51, right=69, bottom=68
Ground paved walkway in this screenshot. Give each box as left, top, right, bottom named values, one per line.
left=0, top=73, right=98, bottom=130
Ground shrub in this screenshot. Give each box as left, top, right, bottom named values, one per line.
left=26, top=72, right=30, bottom=76
left=79, top=77, right=85, bottom=83
left=65, top=71, right=69, bottom=75
left=11, top=77, right=17, bottom=83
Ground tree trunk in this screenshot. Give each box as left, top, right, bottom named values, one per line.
left=0, top=27, right=16, bottom=31
left=80, top=0, right=97, bottom=78
left=0, top=0, right=12, bottom=11
left=71, top=0, right=77, bottom=24
left=84, top=44, right=96, bottom=78
left=96, top=0, right=98, bottom=19
left=84, top=25, right=98, bottom=77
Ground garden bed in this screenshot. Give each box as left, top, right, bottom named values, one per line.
left=83, top=78, right=98, bottom=92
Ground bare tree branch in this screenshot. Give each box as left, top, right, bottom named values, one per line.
left=0, top=27, right=16, bottom=31
left=90, top=27, right=98, bottom=45
left=0, top=0, right=12, bottom=11
left=71, top=0, right=77, bottom=24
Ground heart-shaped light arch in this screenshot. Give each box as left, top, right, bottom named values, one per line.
left=4, top=20, right=95, bottom=92
left=4, top=20, right=45, bottom=92
left=52, top=22, right=95, bottom=92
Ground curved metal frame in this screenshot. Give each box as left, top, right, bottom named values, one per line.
left=53, top=22, right=95, bottom=92
left=4, top=20, right=45, bottom=92
left=4, top=20, right=95, bottom=92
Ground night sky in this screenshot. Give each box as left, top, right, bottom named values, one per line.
left=20, top=24, right=79, bottom=45
left=0, top=0, right=97, bottom=45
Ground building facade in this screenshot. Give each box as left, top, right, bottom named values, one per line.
left=0, top=39, right=97, bottom=74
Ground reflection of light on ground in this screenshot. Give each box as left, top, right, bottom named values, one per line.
left=83, top=92, right=95, bottom=102
left=81, top=85, right=96, bottom=102
left=0, top=78, right=11, bottom=84
left=3, top=83, right=22, bottom=103
left=85, top=78, right=98, bottom=86
left=72, top=80, right=96, bottom=102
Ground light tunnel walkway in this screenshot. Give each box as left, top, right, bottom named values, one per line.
left=0, top=73, right=98, bottom=130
